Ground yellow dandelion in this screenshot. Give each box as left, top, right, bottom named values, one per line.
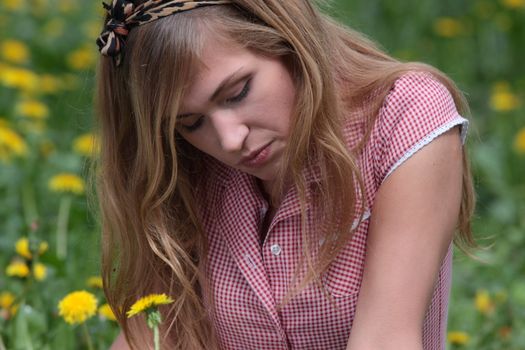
left=1, top=62, right=8, bottom=74
left=10, top=303, right=19, bottom=315
left=0, top=292, right=15, bottom=309
left=494, top=14, right=513, bottom=32
left=513, top=128, right=525, bottom=154
left=1, top=39, right=29, bottom=64
left=15, top=237, right=48, bottom=259
left=58, top=290, right=98, bottom=325
left=6, top=260, right=30, bottom=278
left=127, top=293, right=174, bottom=318
left=30, top=0, right=49, bottom=17
left=0, top=123, right=28, bottom=162
left=61, top=73, right=80, bottom=90
left=0, top=291, right=18, bottom=319
left=502, top=0, right=525, bottom=9
left=33, top=263, right=47, bottom=281
left=16, top=99, right=49, bottom=119
left=15, top=237, right=31, bottom=259
left=475, top=289, right=495, bottom=315
left=447, top=331, right=470, bottom=345
left=3, top=0, right=25, bottom=11
left=433, top=17, right=464, bottom=38
left=58, top=0, right=77, bottom=13
left=66, top=46, right=96, bottom=71
left=0, top=66, right=39, bottom=92
left=19, top=119, right=46, bottom=135
left=83, top=21, right=103, bottom=40
left=39, top=138, right=55, bottom=157
left=39, top=241, right=48, bottom=254
left=39, top=74, right=62, bottom=94
left=48, top=173, right=85, bottom=195
left=99, top=303, right=117, bottom=321
left=495, top=290, right=508, bottom=303
left=490, top=82, right=520, bottom=112
left=73, top=133, right=99, bottom=157
left=475, top=1, right=494, bottom=19
left=42, top=18, right=65, bottom=38
left=87, top=276, right=103, bottom=289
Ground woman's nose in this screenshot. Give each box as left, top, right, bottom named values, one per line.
left=210, top=110, right=249, bottom=152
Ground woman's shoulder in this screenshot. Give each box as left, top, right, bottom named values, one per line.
left=366, top=70, right=469, bottom=186
left=342, top=70, right=459, bottom=143
left=383, top=70, right=457, bottom=115
left=375, top=70, right=468, bottom=145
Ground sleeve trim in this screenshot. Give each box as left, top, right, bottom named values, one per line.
left=381, top=116, right=469, bottom=186
left=351, top=208, right=371, bottom=231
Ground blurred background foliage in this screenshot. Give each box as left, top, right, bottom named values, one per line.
left=0, top=0, right=523, bottom=349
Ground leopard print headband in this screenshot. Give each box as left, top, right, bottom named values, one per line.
left=96, top=0, right=231, bottom=66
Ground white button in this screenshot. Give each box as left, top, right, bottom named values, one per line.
left=270, top=244, right=282, bottom=256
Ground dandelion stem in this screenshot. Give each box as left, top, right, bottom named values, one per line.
left=56, top=195, right=72, bottom=259
left=22, top=182, right=38, bottom=226
left=154, top=324, right=160, bottom=350
left=0, top=333, right=6, bottom=350
left=82, top=323, right=94, bottom=350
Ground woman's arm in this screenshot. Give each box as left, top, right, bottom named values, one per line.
left=110, top=331, right=131, bottom=350
left=346, top=127, right=464, bottom=350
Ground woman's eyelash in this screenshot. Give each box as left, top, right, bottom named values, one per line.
left=182, top=77, right=252, bottom=132
left=183, top=116, right=204, bottom=132
left=225, top=78, right=251, bottom=104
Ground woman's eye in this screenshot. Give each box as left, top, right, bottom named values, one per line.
left=181, top=116, right=204, bottom=132
left=225, top=78, right=251, bottom=104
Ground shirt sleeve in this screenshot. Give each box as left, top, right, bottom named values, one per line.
left=372, top=72, right=469, bottom=186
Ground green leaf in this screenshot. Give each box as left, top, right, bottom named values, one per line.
left=511, top=281, right=525, bottom=307
left=13, top=305, right=34, bottom=350
left=47, top=323, right=75, bottom=350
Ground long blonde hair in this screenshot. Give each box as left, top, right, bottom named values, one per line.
left=93, top=1, right=476, bottom=348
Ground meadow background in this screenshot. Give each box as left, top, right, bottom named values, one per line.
left=0, top=0, right=524, bottom=349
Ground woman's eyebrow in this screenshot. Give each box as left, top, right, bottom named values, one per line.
left=209, top=67, right=246, bottom=102
left=177, top=67, right=245, bottom=120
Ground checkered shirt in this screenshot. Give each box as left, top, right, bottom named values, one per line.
left=196, top=72, right=469, bottom=350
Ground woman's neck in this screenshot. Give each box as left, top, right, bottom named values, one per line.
left=258, top=177, right=288, bottom=209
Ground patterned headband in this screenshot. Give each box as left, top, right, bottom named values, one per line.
left=96, top=0, right=231, bottom=66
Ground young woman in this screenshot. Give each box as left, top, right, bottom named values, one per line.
left=94, top=1, right=476, bottom=349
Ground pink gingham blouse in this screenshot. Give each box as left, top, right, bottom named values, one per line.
left=196, top=72, right=469, bottom=349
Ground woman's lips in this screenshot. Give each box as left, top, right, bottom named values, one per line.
left=241, top=142, right=272, bottom=168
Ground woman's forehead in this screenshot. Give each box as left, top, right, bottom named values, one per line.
left=185, top=42, right=253, bottom=93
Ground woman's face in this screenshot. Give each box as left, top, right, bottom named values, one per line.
left=176, top=39, right=296, bottom=186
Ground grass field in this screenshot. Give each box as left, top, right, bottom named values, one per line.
left=1, top=0, right=524, bottom=349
